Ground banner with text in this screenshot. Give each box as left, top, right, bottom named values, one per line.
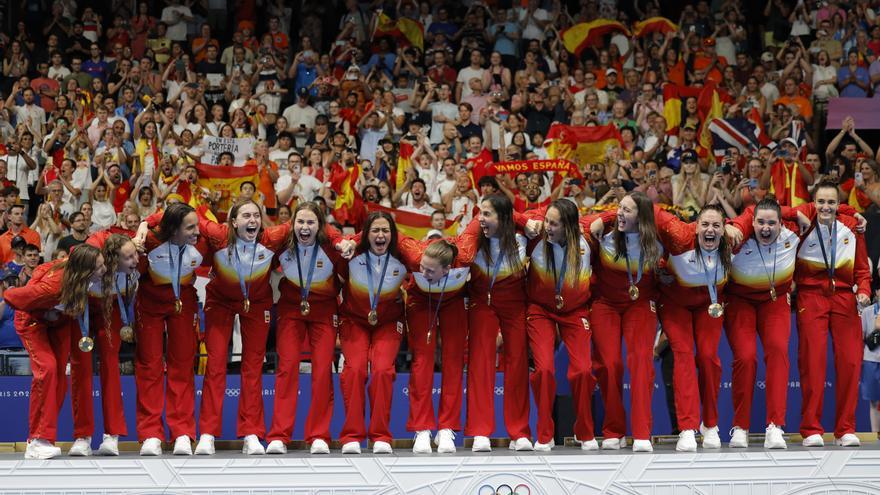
left=201, top=136, right=256, bottom=165
left=490, top=159, right=584, bottom=179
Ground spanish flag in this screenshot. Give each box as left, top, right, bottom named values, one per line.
left=331, top=162, right=364, bottom=227
left=662, top=83, right=731, bottom=142
left=544, top=123, right=624, bottom=166
left=194, top=163, right=259, bottom=216
left=562, top=20, right=630, bottom=56
left=633, top=17, right=678, bottom=37
left=396, top=141, right=414, bottom=191
left=374, top=13, right=424, bottom=51
left=367, top=203, right=460, bottom=240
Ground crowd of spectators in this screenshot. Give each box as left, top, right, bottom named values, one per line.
left=0, top=0, right=880, bottom=383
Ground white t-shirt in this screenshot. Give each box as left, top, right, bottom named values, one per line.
left=274, top=173, right=323, bottom=203
left=161, top=5, right=192, bottom=42
left=457, top=66, right=485, bottom=99
left=2, top=154, right=32, bottom=200
left=517, top=8, right=550, bottom=41
left=428, top=101, right=459, bottom=144
left=91, top=199, right=117, bottom=229
left=431, top=176, right=456, bottom=204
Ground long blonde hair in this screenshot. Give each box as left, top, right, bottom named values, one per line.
left=57, top=244, right=102, bottom=317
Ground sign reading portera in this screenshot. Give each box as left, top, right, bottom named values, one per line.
left=490, top=159, right=583, bottom=178
left=201, top=136, right=256, bottom=166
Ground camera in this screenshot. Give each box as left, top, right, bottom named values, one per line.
left=866, top=329, right=880, bottom=351
left=721, top=163, right=732, bottom=175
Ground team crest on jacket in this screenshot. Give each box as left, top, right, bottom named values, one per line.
left=316, top=260, right=324, bottom=268
left=581, top=318, right=590, bottom=330
left=393, top=269, right=400, bottom=276
left=844, top=237, right=850, bottom=244
left=264, top=310, right=271, bottom=323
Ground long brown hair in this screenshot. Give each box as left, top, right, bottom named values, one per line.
left=100, top=234, right=137, bottom=334
left=57, top=244, right=102, bottom=317
left=613, top=191, right=661, bottom=270
left=693, top=204, right=732, bottom=276
left=225, top=199, right=264, bottom=262
left=358, top=211, right=399, bottom=258
left=478, top=194, right=524, bottom=274
left=544, top=199, right=582, bottom=286
left=156, top=202, right=196, bottom=242
left=287, top=201, right=328, bottom=252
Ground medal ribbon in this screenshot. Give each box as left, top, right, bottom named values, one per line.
left=814, top=220, right=837, bottom=289
left=487, top=245, right=505, bottom=295
left=77, top=304, right=90, bottom=341
left=549, top=241, right=568, bottom=300
left=234, top=239, right=257, bottom=302
left=365, top=251, right=391, bottom=316
left=114, top=274, right=135, bottom=327
left=427, top=274, right=449, bottom=338
left=623, top=236, right=645, bottom=289
left=295, top=243, right=320, bottom=303
left=754, top=236, right=778, bottom=294
left=700, top=250, right=720, bottom=306
left=169, top=243, right=185, bottom=302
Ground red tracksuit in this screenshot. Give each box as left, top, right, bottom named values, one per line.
left=790, top=205, right=870, bottom=438
left=4, top=261, right=88, bottom=442
left=523, top=228, right=596, bottom=444
left=337, top=249, right=408, bottom=444
left=267, top=229, right=345, bottom=445
left=591, top=207, right=672, bottom=440
left=398, top=234, right=475, bottom=434
left=135, top=232, right=207, bottom=441
left=457, top=227, right=531, bottom=440
left=654, top=214, right=727, bottom=432
left=192, top=217, right=291, bottom=440
left=81, top=230, right=138, bottom=438
left=726, top=210, right=799, bottom=429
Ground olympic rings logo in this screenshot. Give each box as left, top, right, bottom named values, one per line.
left=225, top=388, right=241, bottom=397
left=477, top=484, right=531, bottom=495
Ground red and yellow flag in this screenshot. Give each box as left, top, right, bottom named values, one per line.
left=396, top=141, right=414, bottom=191
left=331, top=162, right=364, bottom=226
left=366, top=203, right=460, bottom=240
left=562, top=20, right=630, bottom=56
left=633, top=17, right=678, bottom=37
left=375, top=13, right=424, bottom=51
left=544, top=124, right=624, bottom=166
left=662, top=83, right=731, bottom=143
left=194, top=163, right=259, bottom=215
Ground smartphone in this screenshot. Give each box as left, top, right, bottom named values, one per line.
left=293, top=164, right=301, bottom=174
left=749, top=178, right=758, bottom=189
left=569, top=179, right=582, bottom=186
left=855, top=172, right=864, bottom=181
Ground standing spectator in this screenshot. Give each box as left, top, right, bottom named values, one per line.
left=161, top=0, right=195, bottom=43
left=0, top=269, right=26, bottom=375
left=0, top=205, right=40, bottom=263
left=838, top=49, right=870, bottom=98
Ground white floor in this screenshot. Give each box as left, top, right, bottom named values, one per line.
left=1, top=444, right=879, bottom=494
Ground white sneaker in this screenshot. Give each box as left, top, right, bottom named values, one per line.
left=372, top=441, right=392, bottom=454
left=435, top=429, right=456, bottom=454
left=676, top=431, right=697, bottom=452
left=97, top=434, right=119, bottom=456
left=471, top=436, right=492, bottom=452
left=173, top=435, right=193, bottom=455
left=194, top=434, right=215, bottom=455
left=764, top=424, right=787, bottom=449
left=341, top=441, right=361, bottom=454
left=509, top=437, right=534, bottom=451
left=802, top=434, right=825, bottom=447
left=533, top=439, right=555, bottom=452
left=729, top=427, right=749, bottom=448
left=310, top=439, right=330, bottom=454
left=632, top=439, right=653, bottom=452
left=412, top=430, right=432, bottom=454
left=242, top=434, right=265, bottom=455
left=139, top=437, right=163, bottom=456
left=68, top=437, right=92, bottom=456
left=25, top=439, right=62, bottom=460
left=700, top=423, right=721, bottom=449
left=835, top=433, right=861, bottom=447
left=575, top=436, right=599, bottom=451
left=601, top=437, right=626, bottom=450
left=266, top=440, right=287, bottom=454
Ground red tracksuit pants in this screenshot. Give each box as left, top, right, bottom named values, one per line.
left=199, top=300, right=270, bottom=439
left=658, top=302, right=723, bottom=431
left=724, top=294, right=791, bottom=429
left=406, top=299, right=468, bottom=433
left=85, top=308, right=127, bottom=436
left=338, top=318, right=403, bottom=444
left=267, top=313, right=337, bottom=444
left=135, top=290, right=199, bottom=441
left=17, top=319, right=91, bottom=442
left=797, top=289, right=863, bottom=438
left=591, top=298, right=657, bottom=440
left=465, top=300, right=531, bottom=440
left=526, top=303, right=594, bottom=444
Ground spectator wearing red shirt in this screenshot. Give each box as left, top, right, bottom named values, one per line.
left=427, top=51, right=457, bottom=87
left=692, top=37, right=728, bottom=85
left=760, top=138, right=814, bottom=207
left=0, top=204, right=41, bottom=263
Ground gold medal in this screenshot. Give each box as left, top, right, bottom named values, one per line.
left=487, top=293, right=492, bottom=306
left=78, top=336, right=94, bottom=353
left=119, top=325, right=135, bottom=343
left=555, top=294, right=564, bottom=310
left=175, top=299, right=182, bottom=314
left=300, top=299, right=311, bottom=316
left=769, top=287, right=777, bottom=301
left=368, top=310, right=379, bottom=326
left=707, top=303, right=724, bottom=319
left=243, top=298, right=251, bottom=313
left=629, top=284, right=640, bottom=301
